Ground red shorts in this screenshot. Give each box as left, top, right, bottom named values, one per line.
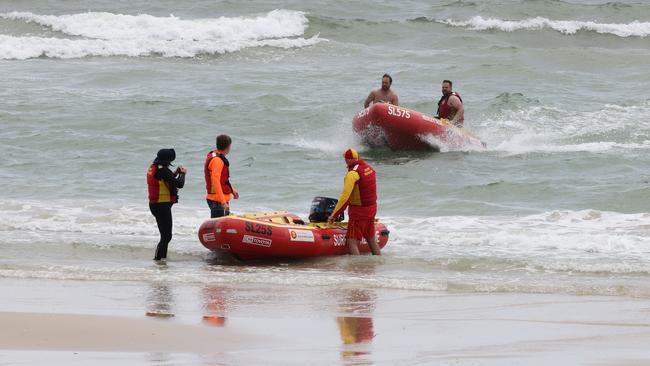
left=346, top=218, right=376, bottom=241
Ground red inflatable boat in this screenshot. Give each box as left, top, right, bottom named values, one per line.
left=198, top=212, right=389, bottom=261
left=353, top=103, right=485, bottom=151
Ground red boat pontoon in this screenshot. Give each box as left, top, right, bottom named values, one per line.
left=353, top=103, right=485, bottom=151
left=198, top=211, right=389, bottom=261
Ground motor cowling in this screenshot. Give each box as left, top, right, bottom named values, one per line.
left=309, top=197, right=344, bottom=223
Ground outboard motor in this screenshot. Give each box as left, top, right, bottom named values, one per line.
left=309, top=197, right=344, bottom=223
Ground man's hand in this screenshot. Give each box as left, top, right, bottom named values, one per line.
left=232, top=189, right=239, bottom=199
left=326, top=215, right=334, bottom=224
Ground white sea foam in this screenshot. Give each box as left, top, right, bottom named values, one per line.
left=1, top=199, right=649, bottom=296
left=477, top=102, right=650, bottom=154
left=0, top=200, right=205, bottom=255
left=2, top=200, right=649, bottom=275
left=419, top=131, right=487, bottom=153
left=493, top=135, right=650, bottom=155
left=383, top=209, right=650, bottom=274
left=0, top=10, right=325, bottom=59
left=289, top=116, right=366, bottom=155
left=438, top=16, right=650, bottom=38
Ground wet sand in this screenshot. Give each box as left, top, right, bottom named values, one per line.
left=1, top=278, right=649, bottom=365
left=0, top=311, right=257, bottom=353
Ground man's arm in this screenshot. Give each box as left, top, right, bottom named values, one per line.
left=363, top=91, right=376, bottom=108
left=449, top=95, right=464, bottom=126
left=155, top=168, right=185, bottom=188
left=328, top=171, right=360, bottom=222
left=392, top=93, right=399, bottom=106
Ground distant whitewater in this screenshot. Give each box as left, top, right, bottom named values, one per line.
left=437, top=16, right=650, bottom=38
left=0, top=10, right=325, bottom=59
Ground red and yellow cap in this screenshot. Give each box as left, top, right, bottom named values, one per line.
left=343, top=147, right=359, bottom=160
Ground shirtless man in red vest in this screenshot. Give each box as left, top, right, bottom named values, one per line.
left=437, top=80, right=464, bottom=128
left=364, top=74, right=399, bottom=108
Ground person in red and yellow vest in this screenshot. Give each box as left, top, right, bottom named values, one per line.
left=327, top=148, right=381, bottom=255
left=204, top=134, right=239, bottom=218
left=436, top=79, right=464, bottom=128
left=147, top=148, right=186, bottom=262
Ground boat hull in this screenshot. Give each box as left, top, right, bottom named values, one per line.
left=352, top=103, right=485, bottom=150
left=198, top=212, right=389, bottom=260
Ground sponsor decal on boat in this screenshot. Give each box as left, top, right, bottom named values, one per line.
left=289, top=229, right=315, bottom=242
left=333, top=234, right=346, bottom=247
left=421, top=114, right=436, bottom=123
left=202, top=233, right=216, bottom=242
left=242, top=235, right=272, bottom=247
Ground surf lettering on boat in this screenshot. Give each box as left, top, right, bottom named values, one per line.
left=357, top=108, right=370, bottom=118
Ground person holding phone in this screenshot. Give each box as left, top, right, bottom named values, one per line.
left=147, top=148, right=186, bottom=262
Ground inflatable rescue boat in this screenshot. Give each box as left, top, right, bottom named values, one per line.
left=198, top=198, right=389, bottom=261
left=353, top=103, right=485, bottom=151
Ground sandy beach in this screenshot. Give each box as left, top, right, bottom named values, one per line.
left=0, top=312, right=258, bottom=353
left=1, top=278, right=649, bottom=365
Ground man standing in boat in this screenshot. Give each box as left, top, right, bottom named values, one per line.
left=437, top=80, right=464, bottom=128
left=204, top=134, right=239, bottom=218
left=364, top=73, right=399, bottom=108
left=327, top=148, right=381, bottom=256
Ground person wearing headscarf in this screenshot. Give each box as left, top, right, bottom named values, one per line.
left=146, top=148, right=186, bottom=262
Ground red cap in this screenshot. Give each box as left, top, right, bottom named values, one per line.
left=343, top=148, right=359, bottom=160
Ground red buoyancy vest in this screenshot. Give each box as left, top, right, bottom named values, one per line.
left=351, top=159, right=377, bottom=206
left=348, top=159, right=377, bottom=219
left=437, top=92, right=463, bottom=119
left=147, top=164, right=177, bottom=204
left=204, top=150, right=233, bottom=196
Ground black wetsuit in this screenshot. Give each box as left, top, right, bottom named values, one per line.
left=150, top=167, right=185, bottom=260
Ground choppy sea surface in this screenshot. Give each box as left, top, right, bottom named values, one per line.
left=1, top=0, right=650, bottom=298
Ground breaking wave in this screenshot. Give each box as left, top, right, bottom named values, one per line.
left=437, top=16, right=650, bottom=38
left=0, top=10, right=325, bottom=59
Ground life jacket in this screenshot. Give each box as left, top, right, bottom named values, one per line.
left=204, top=150, right=233, bottom=197
left=348, top=159, right=377, bottom=207
left=345, top=159, right=377, bottom=219
left=147, top=164, right=177, bottom=204
left=437, top=92, right=463, bottom=119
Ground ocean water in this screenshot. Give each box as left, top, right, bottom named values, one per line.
left=1, top=0, right=650, bottom=298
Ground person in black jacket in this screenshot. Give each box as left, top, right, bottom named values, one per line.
left=146, top=149, right=187, bottom=262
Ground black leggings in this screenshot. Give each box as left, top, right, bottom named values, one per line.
left=150, top=203, right=173, bottom=260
